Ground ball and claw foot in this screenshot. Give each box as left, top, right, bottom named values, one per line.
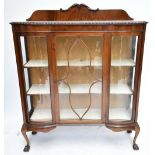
left=127, top=130, right=132, bottom=133
left=23, top=145, right=30, bottom=152
left=133, top=143, right=139, bottom=150
left=32, top=131, right=37, bottom=135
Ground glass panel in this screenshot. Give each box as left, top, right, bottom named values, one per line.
left=56, top=36, right=103, bottom=120
left=109, top=36, right=138, bottom=121
left=20, top=36, right=52, bottom=122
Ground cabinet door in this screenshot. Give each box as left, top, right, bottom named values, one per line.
left=109, top=35, right=139, bottom=122
left=55, top=35, right=103, bottom=121
left=20, top=36, right=52, bottom=123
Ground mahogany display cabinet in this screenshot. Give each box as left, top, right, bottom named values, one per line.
left=11, top=4, right=147, bottom=152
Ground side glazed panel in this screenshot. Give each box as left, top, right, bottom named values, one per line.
left=20, top=36, right=52, bottom=122
left=109, top=35, right=138, bottom=122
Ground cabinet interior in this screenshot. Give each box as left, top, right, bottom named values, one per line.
left=20, top=35, right=137, bottom=122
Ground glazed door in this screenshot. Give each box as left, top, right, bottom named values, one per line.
left=108, top=34, right=140, bottom=123
left=54, top=34, right=104, bottom=122
left=20, top=35, right=53, bottom=123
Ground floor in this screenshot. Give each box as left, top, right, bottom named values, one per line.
left=5, top=109, right=151, bottom=155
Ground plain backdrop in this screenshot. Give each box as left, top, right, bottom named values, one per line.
left=4, top=0, right=155, bottom=155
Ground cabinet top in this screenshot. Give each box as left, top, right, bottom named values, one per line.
left=10, top=20, right=147, bottom=25
left=11, top=4, right=147, bottom=23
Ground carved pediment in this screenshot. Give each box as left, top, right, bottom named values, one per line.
left=27, top=4, right=133, bottom=21
left=60, top=3, right=99, bottom=12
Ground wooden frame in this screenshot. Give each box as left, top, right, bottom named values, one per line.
left=11, top=4, right=147, bottom=152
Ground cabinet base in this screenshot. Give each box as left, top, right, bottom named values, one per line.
left=21, top=123, right=140, bottom=151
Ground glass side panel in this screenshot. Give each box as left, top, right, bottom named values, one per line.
left=55, top=36, right=103, bottom=120
left=20, top=36, right=52, bottom=122
left=109, top=36, right=138, bottom=121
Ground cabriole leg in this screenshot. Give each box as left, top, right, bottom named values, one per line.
left=21, top=125, right=30, bottom=152
left=133, top=123, right=140, bottom=150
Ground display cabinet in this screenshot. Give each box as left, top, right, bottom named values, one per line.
left=11, top=4, right=147, bottom=152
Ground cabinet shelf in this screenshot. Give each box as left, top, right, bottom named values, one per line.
left=57, top=59, right=135, bottom=67
left=31, top=107, right=130, bottom=121
left=57, top=60, right=102, bottom=67
left=30, top=108, right=101, bottom=121
left=59, top=83, right=132, bottom=94
left=111, top=59, right=135, bottom=67
left=24, top=60, right=48, bottom=68
left=27, top=84, right=50, bottom=95
left=59, top=83, right=102, bottom=94
left=23, top=59, right=135, bottom=68
left=110, top=84, right=133, bottom=94
left=27, top=83, right=132, bottom=95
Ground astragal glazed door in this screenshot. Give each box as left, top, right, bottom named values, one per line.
left=54, top=34, right=104, bottom=122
